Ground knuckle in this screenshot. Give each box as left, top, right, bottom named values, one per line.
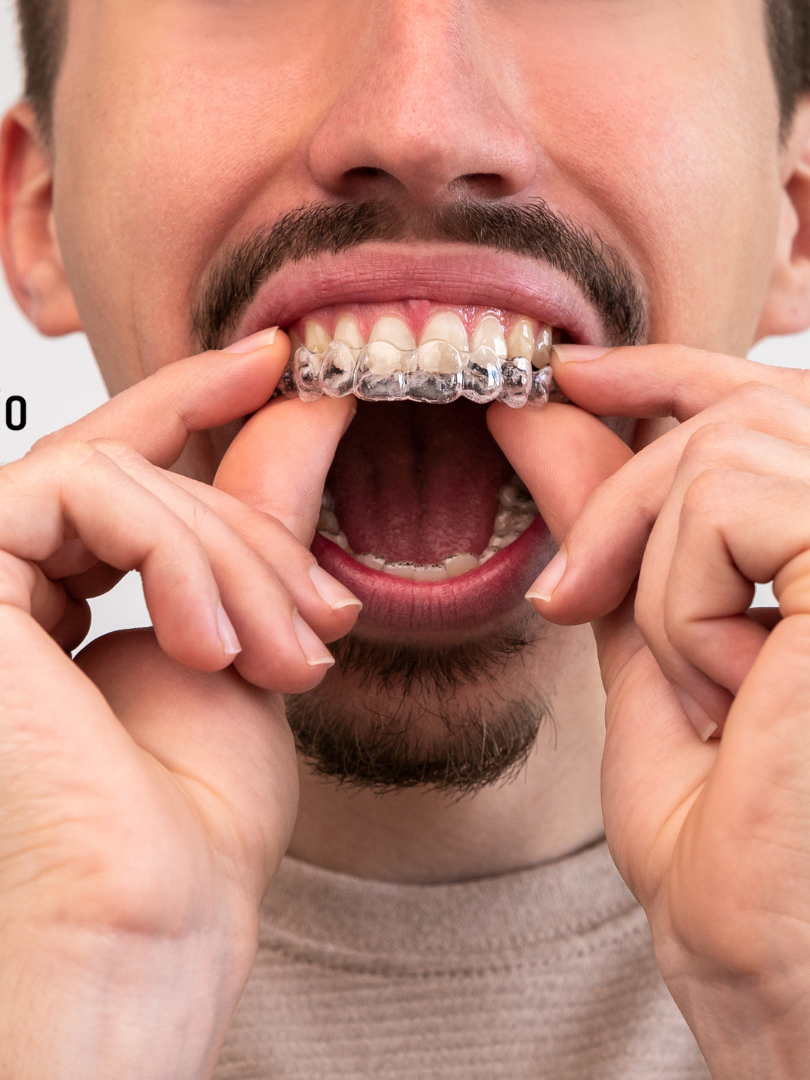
left=728, top=380, right=795, bottom=412
left=87, top=437, right=136, bottom=460
left=682, top=421, right=746, bottom=463
left=29, top=426, right=74, bottom=454
left=681, top=467, right=732, bottom=514
left=26, top=438, right=97, bottom=472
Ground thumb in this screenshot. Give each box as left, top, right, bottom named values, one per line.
left=487, top=402, right=632, bottom=618
left=214, top=395, right=356, bottom=545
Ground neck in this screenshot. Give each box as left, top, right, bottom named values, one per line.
left=288, top=623, right=606, bottom=884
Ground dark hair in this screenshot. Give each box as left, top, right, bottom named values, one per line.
left=768, top=0, right=810, bottom=131
left=14, top=0, right=810, bottom=138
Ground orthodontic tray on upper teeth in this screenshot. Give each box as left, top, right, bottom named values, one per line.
left=276, top=341, right=560, bottom=408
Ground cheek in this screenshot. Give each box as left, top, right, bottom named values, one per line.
left=503, top=1, right=782, bottom=353
left=52, top=1, right=351, bottom=381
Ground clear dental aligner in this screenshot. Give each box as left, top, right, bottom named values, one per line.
left=318, top=475, right=539, bottom=581
left=276, top=312, right=563, bottom=408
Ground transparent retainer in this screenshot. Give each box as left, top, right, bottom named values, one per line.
left=276, top=329, right=561, bottom=409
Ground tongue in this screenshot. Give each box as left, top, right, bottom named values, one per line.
left=327, top=400, right=514, bottom=564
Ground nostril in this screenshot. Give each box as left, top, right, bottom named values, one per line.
left=450, top=173, right=516, bottom=200
left=346, top=166, right=388, bottom=180
left=336, top=165, right=407, bottom=200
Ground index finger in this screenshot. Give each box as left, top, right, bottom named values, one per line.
left=550, top=343, right=810, bottom=423
left=33, top=329, right=288, bottom=470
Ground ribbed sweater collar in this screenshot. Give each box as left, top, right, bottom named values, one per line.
left=262, top=839, right=639, bottom=971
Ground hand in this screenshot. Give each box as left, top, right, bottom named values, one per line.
left=0, top=332, right=359, bottom=1079
left=489, top=347, right=810, bottom=1078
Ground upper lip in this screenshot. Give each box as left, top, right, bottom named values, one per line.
left=229, top=242, right=608, bottom=347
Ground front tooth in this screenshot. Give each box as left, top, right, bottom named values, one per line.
left=354, top=341, right=410, bottom=400
left=443, top=552, right=479, bottom=578
left=357, top=553, right=386, bottom=571
left=384, top=561, right=416, bottom=580
left=369, top=316, right=416, bottom=351
left=463, top=346, right=502, bottom=403
left=507, top=318, right=534, bottom=360
left=411, top=563, right=449, bottom=582
left=304, top=320, right=330, bottom=353
left=410, top=341, right=463, bottom=402
left=471, top=315, right=507, bottom=360
left=334, top=314, right=365, bottom=349
left=419, top=311, right=469, bottom=353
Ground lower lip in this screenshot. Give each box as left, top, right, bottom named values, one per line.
left=312, top=516, right=552, bottom=638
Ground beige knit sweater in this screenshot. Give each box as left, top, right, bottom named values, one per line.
left=214, top=840, right=710, bottom=1079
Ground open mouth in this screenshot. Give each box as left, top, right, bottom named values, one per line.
left=276, top=301, right=562, bottom=639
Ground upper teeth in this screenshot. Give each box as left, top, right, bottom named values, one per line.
left=317, top=475, right=538, bottom=581
left=277, top=311, right=558, bottom=409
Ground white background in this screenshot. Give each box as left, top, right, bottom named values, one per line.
left=0, top=0, right=803, bottom=635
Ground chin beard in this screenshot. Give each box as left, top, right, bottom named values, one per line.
left=284, top=616, right=555, bottom=794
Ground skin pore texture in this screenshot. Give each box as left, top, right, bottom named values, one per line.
left=6, top=2, right=810, bottom=1076
left=10, top=0, right=789, bottom=885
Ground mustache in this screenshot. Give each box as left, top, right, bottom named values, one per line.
left=193, top=199, right=647, bottom=351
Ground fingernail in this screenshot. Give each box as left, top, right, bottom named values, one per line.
left=553, top=344, right=610, bottom=363
left=217, top=605, right=242, bottom=656
left=674, top=688, right=718, bottom=742
left=293, top=611, right=335, bottom=667
left=526, top=551, right=567, bottom=603
left=308, top=564, right=363, bottom=612
left=224, top=327, right=279, bottom=354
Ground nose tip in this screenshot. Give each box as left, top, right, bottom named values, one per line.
left=306, top=3, right=537, bottom=207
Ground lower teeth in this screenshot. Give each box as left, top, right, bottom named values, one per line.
left=278, top=343, right=559, bottom=409
left=317, top=476, right=538, bottom=580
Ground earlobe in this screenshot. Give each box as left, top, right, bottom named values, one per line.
left=0, top=102, right=81, bottom=336
left=756, top=100, right=810, bottom=340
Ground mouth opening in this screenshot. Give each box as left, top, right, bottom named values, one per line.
left=322, top=397, right=534, bottom=575
left=283, top=301, right=561, bottom=633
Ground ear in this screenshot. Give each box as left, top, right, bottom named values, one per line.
left=756, top=98, right=810, bottom=339
left=0, top=102, right=81, bottom=336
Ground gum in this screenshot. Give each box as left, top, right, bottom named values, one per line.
left=280, top=342, right=559, bottom=408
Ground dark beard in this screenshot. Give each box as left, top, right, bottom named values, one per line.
left=285, top=618, right=555, bottom=795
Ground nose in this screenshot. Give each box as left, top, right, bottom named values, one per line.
left=306, top=0, right=537, bottom=206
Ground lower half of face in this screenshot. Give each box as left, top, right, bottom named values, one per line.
left=269, top=304, right=605, bottom=791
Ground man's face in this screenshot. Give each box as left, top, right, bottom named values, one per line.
left=48, top=0, right=784, bottom=787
